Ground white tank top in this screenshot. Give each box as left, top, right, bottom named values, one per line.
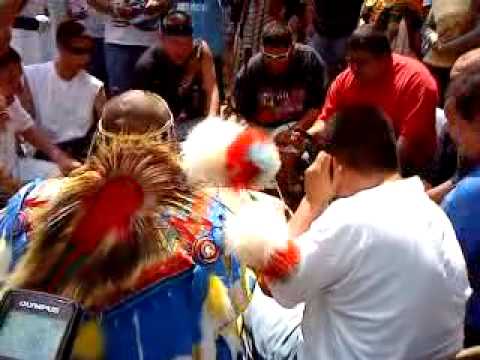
left=24, top=61, right=103, bottom=144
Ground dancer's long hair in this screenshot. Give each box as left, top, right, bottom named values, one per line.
left=7, top=136, right=193, bottom=309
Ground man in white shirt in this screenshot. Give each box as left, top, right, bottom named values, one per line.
left=240, top=105, right=470, bottom=359
left=22, top=19, right=106, bottom=161
left=0, top=47, right=79, bottom=180
left=87, top=0, right=169, bottom=95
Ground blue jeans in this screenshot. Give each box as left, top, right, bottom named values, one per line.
left=242, top=286, right=304, bottom=360
left=104, top=43, right=148, bottom=96
left=89, top=37, right=108, bottom=84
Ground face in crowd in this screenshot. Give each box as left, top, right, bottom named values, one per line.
left=162, top=34, right=194, bottom=65
left=160, top=12, right=195, bottom=66
left=346, top=50, right=387, bottom=84
left=261, top=44, right=292, bottom=76
left=58, top=35, right=94, bottom=72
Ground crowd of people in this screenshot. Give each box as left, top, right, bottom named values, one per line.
left=0, top=0, right=480, bottom=359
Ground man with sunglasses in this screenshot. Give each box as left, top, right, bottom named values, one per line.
left=234, top=21, right=326, bottom=135
left=20, top=19, right=106, bottom=161
left=134, top=10, right=219, bottom=140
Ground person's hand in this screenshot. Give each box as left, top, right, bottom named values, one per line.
left=114, top=4, right=135, bottom=19
left=55, top=153, right=82, bottom=175
left=304, top=151, right=340, bottom=210
left=145, top=0, right=169, bottom=15
left=274, top=128, right=306, bottom=148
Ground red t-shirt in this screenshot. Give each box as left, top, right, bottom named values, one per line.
left=319, top=54, right=438, bottom=166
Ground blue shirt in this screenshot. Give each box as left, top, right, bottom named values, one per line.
left=175, top=0, right=225, bottom=56
left=442, top=166, right=480, bottom=330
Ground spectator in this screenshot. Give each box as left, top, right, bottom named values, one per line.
left=174, top=0, right=226, bottom=100
left=311, top=25, right=438, bottom=180
left=234, top=21, right=326, bottom=132
left=304, top=0, right=363, bottom=80
left=242, top=105, right=470, bottom=359
left=77, top=4, right=109, bottom=83
left=0, top=48, right=79, bottom=180
left=371, top=0, right=424, bottom=58
left=423, top=0, right=480, bottom=103
left=21, top=20, right=106, bottom=161
left=134, top=10, right=219, bottom=139
left=442, top=72, right=480, bottom=347
left=87, top=0, right=169, bottom=96
left=233, top=21, right=327, bottom=210
left=11, top=0, right=56, bottom=65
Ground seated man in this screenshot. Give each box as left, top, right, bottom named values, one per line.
left=234, top=20, right=326, bottom=135
left=0, top=90, right=282, bottom=359
left=232, top=105, right=470, bottom=359
left=233, top=20, right=327, bottom=209
left=0, top=47, right=79, bottom=182
left=21, top=19, right=106, bottom=161
left=134, top=10, right=219, bottom=140
left=310, top=25, right=438, bottom=181
left=442, top=72, right=480, bottom=347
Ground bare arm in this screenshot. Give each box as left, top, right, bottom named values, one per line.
left=21, top=127, right=81, bottom=174
left=94, top=86, right=107, bottom=122
left=440, top=0, right=480, bottom=53
left=200, top=42, right=220, bottom=116
left=18, top=75, right=36, bottom=120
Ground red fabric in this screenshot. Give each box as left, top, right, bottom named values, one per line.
left=226, top=128, right=270, bottom=189
left=319, top=54, right=438, bottom=167
left=71, top=176, right=144, bottom=252
left=134, top=252, right=194, bottom=291
left=262, top=240, right=301, bottom=282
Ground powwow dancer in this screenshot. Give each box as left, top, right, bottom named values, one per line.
left=0, top=90, right=283, bottom=359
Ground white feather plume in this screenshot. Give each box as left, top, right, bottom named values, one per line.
left=181, top=117, right=245, bottom=186
left=224, top=200, right=289, bottom=270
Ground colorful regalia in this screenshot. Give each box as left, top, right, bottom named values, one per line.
left=0, top=117, right=282, bottom=360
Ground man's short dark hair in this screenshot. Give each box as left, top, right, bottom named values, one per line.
left=262, top=21, right=293, bottom=48
left=324, top=105, right=399, bottom=173
left=446, top=72, right=480, bottom=123
left=161, top=10, right=193, bottom=36
left=347, top=25, right=392, bottom=57
left=0, top=47, right=21, bottom=70
left=56, top=19, right=88, bottom=48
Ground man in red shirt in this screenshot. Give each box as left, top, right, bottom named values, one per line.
left=311, top=25, right=438, bottom=179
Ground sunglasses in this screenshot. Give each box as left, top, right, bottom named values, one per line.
left=262, top=48, right=290, bottom=61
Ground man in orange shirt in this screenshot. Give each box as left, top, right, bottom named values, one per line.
left=310, top=25, right=438, bottom=180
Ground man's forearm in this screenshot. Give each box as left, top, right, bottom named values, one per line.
left=296, top=108, right=319, bottom=132
left=207, top=85, right=220, bottom=116
left=288, top=197, right=327, bottom=239
left=441, top=25, right=480, bottom=54
left=21, top=127, right=66, bottom=163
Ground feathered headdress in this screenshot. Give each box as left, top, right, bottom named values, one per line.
left=182, top=117, right=281, bottom=190
left=7, top=137, right=192, bottom=308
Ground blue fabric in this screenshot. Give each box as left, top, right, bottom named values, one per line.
left=0, top=180, right=42, bottom=270
left=174, top=0, right=225, bottom=56
left=101, top=198, right=240, bottom=359
left=102, top=269, right=201, bottom=359
left=104, top=43, right=148, bottom=96
left=0, top=183, right=246, bottom=359
left=442, top=166, right=480, bottom=331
